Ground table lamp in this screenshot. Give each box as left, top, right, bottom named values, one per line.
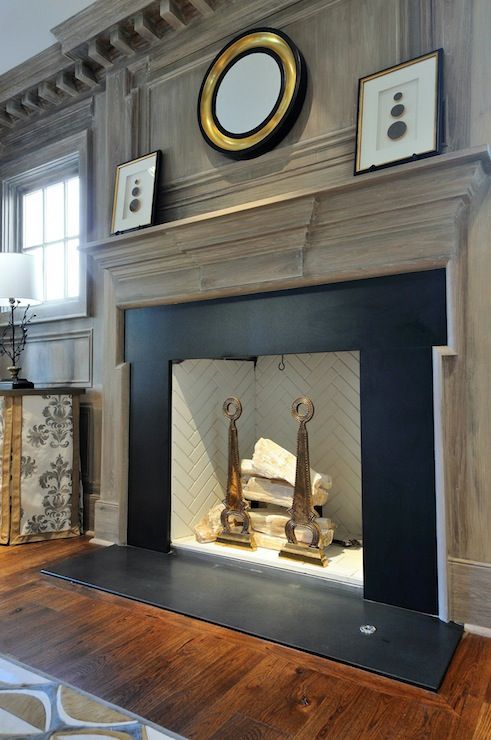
left=0, top=253, right=43, bottom=389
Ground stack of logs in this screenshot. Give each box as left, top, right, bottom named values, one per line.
left=194, top=438, right=335, bottom=550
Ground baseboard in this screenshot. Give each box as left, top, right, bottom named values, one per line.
left=449, top=557, right=491, bottom=629
left=464, top=623, right=491, bottom=638
left=89, top=537, right=114, bottom=547
left=93, top=500, right=122, bottom=545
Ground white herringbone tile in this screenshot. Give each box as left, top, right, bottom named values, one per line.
left=171, top=359, right=256, bottom=539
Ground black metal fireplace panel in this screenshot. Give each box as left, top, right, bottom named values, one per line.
left=125, top=270, right=447, bottom=614
left=360, top=348, right=437, bottom=614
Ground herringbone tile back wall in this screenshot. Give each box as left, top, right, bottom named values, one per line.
left=171, top=353, right=362, bottom=541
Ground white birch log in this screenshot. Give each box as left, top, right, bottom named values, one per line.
left=249, top=507, right=335, bottom=538
left=243, top=476, right=328, bottom=508
left=254, top=529, right=335, bottom=551
left=249, top=438, right=332, bottom=495
left=194, top=502, right=224, bottom=543
left=241, top=459, right=255, bottom=477
left=193, top=502, right=335, bottom=549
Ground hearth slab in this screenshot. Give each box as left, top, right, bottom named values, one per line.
left=42, top=545, right=462, bottom=691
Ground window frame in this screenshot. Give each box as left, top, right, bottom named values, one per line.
left=1, top=131, right=89, bottom=323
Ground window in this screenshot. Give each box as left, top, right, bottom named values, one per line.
left=22, top=175, right=80, bottom=301
left=1, top=131, right=88, bottom=321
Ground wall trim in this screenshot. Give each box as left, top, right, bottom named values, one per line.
left=23, top=328, right=93, bottom=387
left=449, top=557, right=491, bottom=628
left=156, top=127, right=355, bottom=221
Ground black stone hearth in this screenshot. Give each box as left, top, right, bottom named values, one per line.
left=42, top=545, right=462, bottom=691
left=125, top=270, right=447, bottom=615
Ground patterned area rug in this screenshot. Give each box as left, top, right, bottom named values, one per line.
left=0, top=653, right=185, bottom=738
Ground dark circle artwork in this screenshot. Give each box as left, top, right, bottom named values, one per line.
left=387, top=120, right=407, bottom=140
left=393, top=92, right=403, bottom=101
left=129, top=199, right=141, bottom=212
left=131, top=187, right=141, bottom=196
left=390, top=104, right=405, bottom=117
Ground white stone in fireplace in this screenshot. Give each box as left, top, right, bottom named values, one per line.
left=171, top=351, right=363, bottom=586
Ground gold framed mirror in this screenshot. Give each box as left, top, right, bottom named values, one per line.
left=198, top=28, right=307, bottom=160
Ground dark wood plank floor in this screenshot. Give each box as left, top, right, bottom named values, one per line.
left=0, top=537, right=490, bottom=739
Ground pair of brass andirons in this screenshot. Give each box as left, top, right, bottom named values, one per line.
left=216, top=396, right=328, bottom=567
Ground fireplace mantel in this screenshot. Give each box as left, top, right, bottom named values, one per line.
left=82, top=147, right=490, bottom=308
left=82, top=145, right=491, bottom=627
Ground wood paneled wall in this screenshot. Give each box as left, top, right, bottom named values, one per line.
left=0, top=0, right=490, bottom=622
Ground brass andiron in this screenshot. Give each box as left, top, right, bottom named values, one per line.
left=216, top=397, right=256, bottom=550
left=279, top=397, right=328, bottom=566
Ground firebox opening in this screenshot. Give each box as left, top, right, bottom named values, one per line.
left=171, top=352, right=363, bottom=586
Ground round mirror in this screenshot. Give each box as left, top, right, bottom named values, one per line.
left=214, top=52, right=282, bottom=135
left=198, top=28, right=307, bottom=160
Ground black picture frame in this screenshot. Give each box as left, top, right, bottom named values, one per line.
left=111, top=150, right=161, bottom=235
left=354, top=49, right=444, bottom=176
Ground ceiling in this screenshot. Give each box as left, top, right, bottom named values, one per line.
left=0, top=0, right=95, bottom=77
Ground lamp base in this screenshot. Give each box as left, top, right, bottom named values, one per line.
left=0, top=379, right=34, bottom=389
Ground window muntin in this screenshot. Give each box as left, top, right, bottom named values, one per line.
left=21, top=175, right=80, bottom=301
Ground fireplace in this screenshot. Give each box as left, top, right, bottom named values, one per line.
left=125, top=270, right=446, bottom=615
left=80, top=147, right=491, bottom=635
left=170, top=351, right=363, bottom=587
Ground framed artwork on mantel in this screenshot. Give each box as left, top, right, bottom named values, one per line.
left=111, top=151, right=161, bottom=234
left=355, top=50, right=444, bottom=175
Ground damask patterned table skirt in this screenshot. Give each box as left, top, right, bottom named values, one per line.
left=0, top=392, right=81, bottom=545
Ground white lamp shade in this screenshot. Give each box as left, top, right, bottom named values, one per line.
left=0, top=252, right=43, bottom=306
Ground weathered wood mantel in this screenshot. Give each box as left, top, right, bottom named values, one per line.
left=81, top=146, right=491, bottom=626
left=82, top=147, right=491, bottom=308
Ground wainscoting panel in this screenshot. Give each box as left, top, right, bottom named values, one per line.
left=21, top=329, right=93, bottom=387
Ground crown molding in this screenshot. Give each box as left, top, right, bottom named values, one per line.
left=51, top=0, right=160, bottom=54
left=0, top=0, right=223, bottom=132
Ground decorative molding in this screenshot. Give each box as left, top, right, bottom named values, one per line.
left=80, top=148, right=491, bottom=305
left=0, top=0, right=344, bottom=134
left=0, top=0, right=224, bottom=131
left=160, top=0, right=187, bottom=31
left=52, top=0, right=161, bottom=54
left=148, top=0, right=343, bottom=80
left=0, top=98, right=93, bottom=159
left=0, top=45, right=68, bottom=102
left=155, top=127, right=355, bottom=221
left=21, top=328, right=93, bottom=387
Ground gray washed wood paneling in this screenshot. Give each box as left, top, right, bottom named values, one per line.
left=148, top=0, right=401, bottom=186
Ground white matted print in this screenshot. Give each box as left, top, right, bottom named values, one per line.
left=111, top=151, right=161, bottom=233
left=355, top=50, right=443, bottom=174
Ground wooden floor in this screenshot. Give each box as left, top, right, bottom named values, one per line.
left=0, top=538, right=490, bottom=739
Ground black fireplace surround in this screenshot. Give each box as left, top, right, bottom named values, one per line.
left=124, top=269, right=447, bottom=616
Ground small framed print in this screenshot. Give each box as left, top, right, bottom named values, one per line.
left=111, top=151, right=161, bottom=234
left=355, top=50, right=443, bottom=175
